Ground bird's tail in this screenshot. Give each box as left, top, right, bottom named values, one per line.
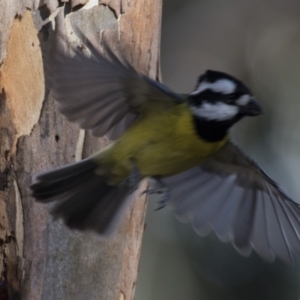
left=30, top=157, right=133, bottom=235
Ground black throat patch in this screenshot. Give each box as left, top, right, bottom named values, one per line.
left=192, top=117, right=228, bottom=142
left=192, top=115, right=242, bottom=142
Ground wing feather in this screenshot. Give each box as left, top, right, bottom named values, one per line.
left=192, top=176, right=235, bottom=234
left=264, top=190, right=293, bottom=265
left=172, top=173, right=214, bottom=220
left=250, top=191, right=275, bottom=262
left=232, top=189, right=256, bottom=256
left=175, top=175, right=219, bottom=218
left=47, top=27, right=183, bottom=139
left=274, top=197, right=300, bottom=254
left=212, top=187, right=245, bottom=243
left=162, top=141, right=300, bottom=264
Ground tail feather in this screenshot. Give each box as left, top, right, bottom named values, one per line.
left=31, top=169, right=95, bottom=201
left=32, top=157, right=97, bottom=182
left=30, top=158, right=133, bottom=235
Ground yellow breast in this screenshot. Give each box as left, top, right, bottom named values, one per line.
left=98, top=103, right=228, bottom=183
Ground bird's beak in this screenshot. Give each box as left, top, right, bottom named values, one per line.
left=242, top=98, right=263, bottom=116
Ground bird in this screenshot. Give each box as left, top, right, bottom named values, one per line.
left=30, top=31, right=300, bottom=266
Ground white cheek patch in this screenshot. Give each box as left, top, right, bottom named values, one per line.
left=191, top=101, right=239, bottom=121
left=191, top=79, right=236, bottom=95
left=236, top=94, right=251, bottom=106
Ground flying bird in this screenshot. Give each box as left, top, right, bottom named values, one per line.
left=30, top=32, right=300, bottom=266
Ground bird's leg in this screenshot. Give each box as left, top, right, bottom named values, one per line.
left=128, top=158, right=141, bottom=193
left=142, top=177, right=170, bottom=210
left=121, top=158, right=141, bottom=194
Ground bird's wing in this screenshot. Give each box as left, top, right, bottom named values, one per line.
left=162, top=141, right=300, bottom=265
left=47, top=32, right=183, bottom=140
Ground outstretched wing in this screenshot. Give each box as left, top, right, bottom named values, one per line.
left=47, top=31, right=183, bottom=140
left=162, top=141, right=300, bottom=265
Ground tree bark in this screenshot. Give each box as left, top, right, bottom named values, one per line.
left=0, top=1, right=162, bottom=299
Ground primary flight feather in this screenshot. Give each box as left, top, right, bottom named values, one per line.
left=31, top=30, right=300, bottom=266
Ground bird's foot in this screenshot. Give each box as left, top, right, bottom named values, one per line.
left=142, top=178, right=170, bottom=210
left=121, top=158, right=141, bottom=194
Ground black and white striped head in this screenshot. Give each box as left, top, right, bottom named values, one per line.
left=189, top=70, right=262, bottom=123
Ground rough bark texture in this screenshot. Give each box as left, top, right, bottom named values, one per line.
left=0, top=1, right=162, bottom=299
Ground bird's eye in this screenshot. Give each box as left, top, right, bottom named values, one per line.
left=225, top=93, right=236, bottom=103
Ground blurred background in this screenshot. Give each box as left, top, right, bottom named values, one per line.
left=136, top=1, right=300, bottom=299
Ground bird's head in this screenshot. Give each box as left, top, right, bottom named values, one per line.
left=188, top=70, right=262, bottom=126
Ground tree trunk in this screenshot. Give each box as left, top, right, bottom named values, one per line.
left=0, top=1, right=162, bottom=299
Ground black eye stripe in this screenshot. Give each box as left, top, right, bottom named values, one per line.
left=189, top=90, right=238, bottom=105
left=228, top=93, right=236, bottom=99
